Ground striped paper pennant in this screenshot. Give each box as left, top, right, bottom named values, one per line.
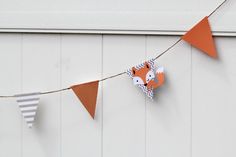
left=15, top=92, right=40, bottom=128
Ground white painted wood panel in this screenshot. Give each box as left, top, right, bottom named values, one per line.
left=0, top=0, right=235, bottom=34
left=192, top=37, right=236, bottom=157
left=146, top=36, right=191, bottom=157
left=0, top=33, right=22, bottom=157
left=61, top=34, right=102, bottom=157
left=0, top=33, right=235, bottom=157
left=21, top=34, right=61, bottom=157
left=103, top=35, right=146, bottom=157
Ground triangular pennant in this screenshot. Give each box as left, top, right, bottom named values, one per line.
left=182, top=16, right=217, bottom=58
left=71, top=81, right=99, bottom=119
left=127, top=59, right=164, bottom=99
left=15, top=92, right=40, bottom=128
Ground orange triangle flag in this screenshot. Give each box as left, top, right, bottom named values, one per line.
left=182, top=16, right=217, bottom=58
left=71, top=80, right=99, bottom=119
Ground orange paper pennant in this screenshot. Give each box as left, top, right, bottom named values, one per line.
left=71, top=81, right=99, bottom=119
left=182, top=16, right=217, bottom=58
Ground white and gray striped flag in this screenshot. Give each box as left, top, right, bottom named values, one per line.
left=15, top=92, right=40, bottom=128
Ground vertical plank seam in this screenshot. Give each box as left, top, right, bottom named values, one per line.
left=144, top=35, right=147, bottom=157
left=59, top=33, right=62, bottom=157
left=190, top=45, right=193, bottom=157
left=20, top=33, right=23, bottom=157
left=101, top=34, right=104, bottom=157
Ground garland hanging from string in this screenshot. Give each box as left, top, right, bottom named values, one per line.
left=0, top=0, right=228, bottom=128
left=0, top=0, right=226, bottom=98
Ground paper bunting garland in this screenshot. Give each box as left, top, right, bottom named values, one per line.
left=0, top=1, right=227, bottom=130
left=127, top=59, right=164, bottom=99
left=71, top=81, right=99, bottom=119
left=15, top=92, right=40, bottom=128
left=182, top=16, right=217, bottom=58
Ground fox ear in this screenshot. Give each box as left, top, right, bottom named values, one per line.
left=132, top=67, right=136, bottom=75
left=144, top=62, right=150, bottom=69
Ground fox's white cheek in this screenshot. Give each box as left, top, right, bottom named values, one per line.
left=133, top=77, right=144, bottom=85
left=146, top=71, right=155, bottom=83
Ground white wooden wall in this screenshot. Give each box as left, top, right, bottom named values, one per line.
left=0, top=0, right=235, bottom=35
left=0, top=33, right=235, bottom=157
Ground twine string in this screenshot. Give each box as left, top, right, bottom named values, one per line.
left=0, top=0, right=227, bottom=98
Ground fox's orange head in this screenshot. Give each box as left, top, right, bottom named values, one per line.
left=132, top=62, right=155, bottom=87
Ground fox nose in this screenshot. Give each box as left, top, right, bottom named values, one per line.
left=144, top=83, right=147, bottom=86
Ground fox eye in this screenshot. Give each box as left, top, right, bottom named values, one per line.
left=133, top=77, right=144, bottom=85
left=146, top=70, right=155, bottom=83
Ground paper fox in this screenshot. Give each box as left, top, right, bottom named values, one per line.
left=132, top=62, right=164, bottom=90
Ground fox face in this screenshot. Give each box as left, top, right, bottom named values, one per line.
left=127, top=59, right=164, bottom=99
left=132, top=62, right=155, bottom=87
